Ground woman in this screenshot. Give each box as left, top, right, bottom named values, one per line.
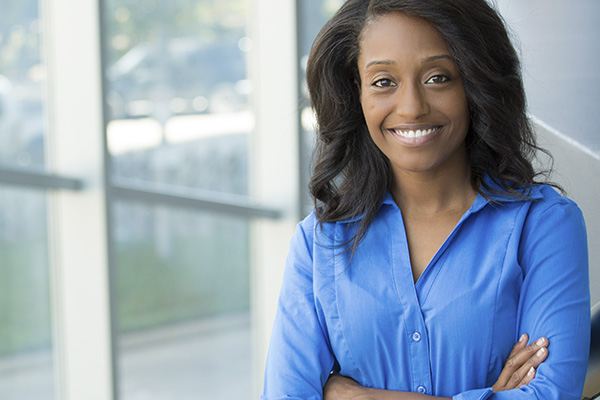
left=261, top=0, right=590, bottom=399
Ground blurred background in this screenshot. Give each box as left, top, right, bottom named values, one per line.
left=0, top=0, right=597, bottom=399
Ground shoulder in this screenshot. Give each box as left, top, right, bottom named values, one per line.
left=295, top=208, right=360, bottom=245
left=286, top=210, right=343, bottom=282
left=499, top=183, right=587, bottom=239
left=479, top=181, right=586, bottom=251
left=291, top=208, right=372, bottom=262
left=525, top=184, right=584, bottom=224
left=517, top=184, right=587, bottom=267
left=292, top=210, right=337, bottom=256
left=290, top=211, right=317, bottom=254
left=482, top=177, right=583, bottom=223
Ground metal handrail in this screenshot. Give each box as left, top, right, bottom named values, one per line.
left=0, top=166, right=282, bottom=219
left=109, top=177, right=282, bottom=219
left=0, top=165, right=83, bottom=191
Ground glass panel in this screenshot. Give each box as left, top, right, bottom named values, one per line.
left=0, top=187, right=54, bottom=400
left=0, top=1, right=48, bottom=170
left=113, top=200, right=250, bottom=399
left=103, top=0, right=251, bottom=195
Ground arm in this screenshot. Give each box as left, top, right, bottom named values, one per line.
left=261, top=217, right=336, bottom=400
left=498, top=198, right=590, bottom=398
left=324, top=374, right=448, bottom=400
left=324, top=334, right=549, bottom=400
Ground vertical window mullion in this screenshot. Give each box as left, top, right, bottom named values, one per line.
left=44, top=0, right=114, bottom=399
left=248, top=0, right=300, bottom=397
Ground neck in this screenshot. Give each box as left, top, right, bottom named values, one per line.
left=391, top=159, right=476, bottom=217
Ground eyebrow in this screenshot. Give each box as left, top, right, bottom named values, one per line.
left=364, top=54, right=453, bottom=70
left=365, top=59, right=396, bottom=69
left=423, top=54, right=452, bottom=63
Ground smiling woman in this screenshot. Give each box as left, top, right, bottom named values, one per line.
left=357, top=12, right=472, bottom=281
left=261, top=0, right=590, bottom=399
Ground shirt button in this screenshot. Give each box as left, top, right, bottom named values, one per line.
left=417, top=385, right=427, bottom=394
left=412, top=331, right=421, bottom=342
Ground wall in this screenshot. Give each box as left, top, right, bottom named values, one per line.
left=534, top=118, right=600, bottom=306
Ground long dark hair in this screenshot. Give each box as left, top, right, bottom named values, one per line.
left=306, top=0, right=553, bottom=251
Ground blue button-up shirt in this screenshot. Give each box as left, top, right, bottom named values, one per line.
left=261, top=183, right=590, bottom=400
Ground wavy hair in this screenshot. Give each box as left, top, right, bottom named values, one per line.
left=306, top=0, right=553, bottom=251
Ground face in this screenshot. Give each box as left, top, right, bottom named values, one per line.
left=358, top=12, right=470, bottom=178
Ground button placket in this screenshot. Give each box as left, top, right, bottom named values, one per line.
left=407, top=324, right=431, bottom=395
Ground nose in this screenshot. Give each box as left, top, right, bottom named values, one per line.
left=395, top=82, right=430, bottom=119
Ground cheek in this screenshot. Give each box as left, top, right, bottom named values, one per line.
left=360, top=90, right=372, bottom=113
left=434, top=91, right=469, bottom=128
left=363, top=108, right=385, bottom=142
left=361, top=94, right=390, bottom=125
left=453, top=87, right=469, bottom=118
left=360, top=95, right=377, bottom=127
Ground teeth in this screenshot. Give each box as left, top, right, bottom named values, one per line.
left=392, top=127, right=439, bottom=138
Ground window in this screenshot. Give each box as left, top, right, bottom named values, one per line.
left=0, top=1, right=55, bottom=398
left=0, top=1, right=301, bottom=398
left=100, top=1, right=256, bottom=398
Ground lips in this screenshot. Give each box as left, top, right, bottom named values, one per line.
left=389, top=126, right=442, bottom=139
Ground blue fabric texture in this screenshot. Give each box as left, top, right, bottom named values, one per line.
left=261, top=181, right=590, bottom=399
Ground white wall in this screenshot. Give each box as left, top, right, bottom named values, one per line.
left=533, top=117, right=600, bottom=306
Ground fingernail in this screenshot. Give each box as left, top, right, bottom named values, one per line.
left=535, top=337, right=546, bottom=346
left=528, top=367, right=535, bottom=376
left=536, top=347, right=546, bottom=357
left=519, top=334, right=527, bottom=342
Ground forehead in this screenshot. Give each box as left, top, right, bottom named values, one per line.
left=358, top=12, right=451, bottom=63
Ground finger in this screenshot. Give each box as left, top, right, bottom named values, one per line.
left=507, top=334, right=529, bottom=359
left=497, top=336, right=549, bottom=388
left=517, top=366, right=536, bottom=388
left=495, top=334, right=531, bottom=387
left=508, top=345, right=549, bottom=389
left=510, top=337, right=549, bottom=367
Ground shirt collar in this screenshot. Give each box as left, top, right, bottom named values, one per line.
left=336, top=175, right=543, bottom=224
left=478, top=174, right=543, bottom=201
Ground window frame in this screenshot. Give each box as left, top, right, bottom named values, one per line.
left=0, top=0, right=292, bottom=399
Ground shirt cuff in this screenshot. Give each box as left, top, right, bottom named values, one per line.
left=452, top=387, right=494, bottom=400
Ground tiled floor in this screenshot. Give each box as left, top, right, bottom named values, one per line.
left=0, top=314, right=251, bottom=400
left=0, top=351, right=55, bottom=399
left=118, top=314, right=251, bottom=400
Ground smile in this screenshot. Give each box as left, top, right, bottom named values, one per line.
left=389, top=126, right=442, bottom=138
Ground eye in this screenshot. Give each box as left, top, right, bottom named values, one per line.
left=425, top=75, right=450, bottom=84
left=373, top=78, right=396, bottom=88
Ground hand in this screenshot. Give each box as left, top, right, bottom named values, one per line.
left=492, top=334, right=549, bottom=392
left=323, top=374, right=368, bottom=400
